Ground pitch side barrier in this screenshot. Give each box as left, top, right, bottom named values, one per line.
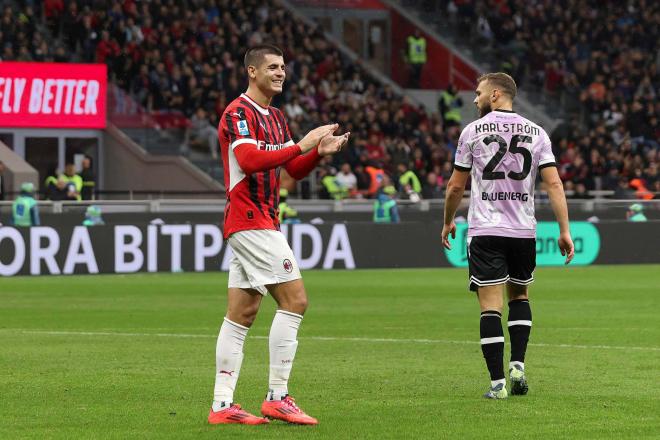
left=0, top=222, right=657, bottom=276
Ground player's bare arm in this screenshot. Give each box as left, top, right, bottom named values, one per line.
left=540, top=166, right=575, bottom=264
left=442, top=169, right=470, bottom=250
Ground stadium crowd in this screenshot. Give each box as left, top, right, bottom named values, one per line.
left=1, top=0, right=657, bottom=200
left=448, top=0, right=659, bottom=198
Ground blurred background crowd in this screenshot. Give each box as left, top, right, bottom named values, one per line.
left=1, top=0, right=657, bottom=201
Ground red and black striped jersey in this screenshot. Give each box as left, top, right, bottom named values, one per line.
left=218, top=93, right=299, bottom=238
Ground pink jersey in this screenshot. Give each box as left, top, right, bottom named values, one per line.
left=454, top=109, right=556, bottom=238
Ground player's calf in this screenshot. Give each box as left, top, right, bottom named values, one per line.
left=507, top=298, right=532, bottom=395
left=480, top=310, right=506, bottom=397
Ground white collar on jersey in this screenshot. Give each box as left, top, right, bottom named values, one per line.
left=240, top=93, right=270, bottom=115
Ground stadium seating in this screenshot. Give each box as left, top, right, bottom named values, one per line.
left=401, top=0, right=658, bottom=197
left=2, top=1, right=656, bottom=199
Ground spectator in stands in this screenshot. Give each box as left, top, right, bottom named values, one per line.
left=80, top=156, right=95, bottom=201
left=187, top=107, right=219, bottom=159
left=389, top=141, right=411, bottom=168
left=438, top=83, right=463, bottom=129
left=44, top=167, right=78, bottom=201
left=23, top=0, right=653, bottom=200
left=602, top=168, right=621, bottom=191
left=95, top=30, right=120, bottom=64
left=439, top=162, right=453, bottom=185
left=352, top=163, right=371, bottom=197
left=44, top=0, right=64, bottom=37
left=364, top=133, right=386, bottom=162
left=318, top=167, right=346, bottom=200
left=278, top=189, right=300, bottom=224
left=27, top=0, right=449, bottom=185
left=12, top=182, right=39, bottom=227
left=629, top=178, right=654, bottom=200
left=63, top=178, right=79, bottom=201
left=422, top=171, right=443, bottom=199
left=335, top=163, right=357, bottom=197
left=614, top=178, right=636, bottom=200
left=397, top=162, right=422, bottom=200
left=59, top=163, right=82, bottom=201
left=434, top=0, right=658, bottom=197
left=44, top=167, right=63, bottom=201
left=365, top=162, right=386, bottom=198
left=406, top=29, right=426, bottom=88
left=572, top=183, right=593, bottom=199
left=62, top=1, right=81, bottom=52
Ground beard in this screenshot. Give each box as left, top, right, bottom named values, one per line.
left=478, top=102, right=492, bottom=118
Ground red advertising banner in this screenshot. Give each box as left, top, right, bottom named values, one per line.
left=0, top=62, right=107, bottom=129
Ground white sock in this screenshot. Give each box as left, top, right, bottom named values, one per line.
left=212, top=317, right=248, bottom=411
left=510, top=361, right=525, bottom=371
left=267, top=310, right=302, bottom=401
left=491, top=378, right=506, bottom=388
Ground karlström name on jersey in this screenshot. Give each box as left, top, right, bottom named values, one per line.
left=474, top=122, right=540, bottom=136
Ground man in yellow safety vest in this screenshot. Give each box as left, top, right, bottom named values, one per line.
left=406, top=29, right=427, bottom=88
left=439, top=83, right=463, bottom=129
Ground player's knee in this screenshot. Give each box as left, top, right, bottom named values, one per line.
left=296, top=295, right=309, bottom=314
left=507, top=285, right=529, bottom=301
left=283, top=292, right=308, bottom=315
left=228, top=304, right=260, bottom=327
left=238, top=309, right=259, bottom=327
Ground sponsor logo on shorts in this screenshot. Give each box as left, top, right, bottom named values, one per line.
left=283, top=259, right=293, bottom=273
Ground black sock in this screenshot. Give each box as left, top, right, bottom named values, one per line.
left=480, top=310, right=505, bottom=381
left=508, top=299, right=532, bottom=365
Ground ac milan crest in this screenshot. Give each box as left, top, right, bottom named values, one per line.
left=283, top=259, right=293, bottom=273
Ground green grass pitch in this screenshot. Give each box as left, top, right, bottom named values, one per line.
left=1, top=266, right=659, bottom=439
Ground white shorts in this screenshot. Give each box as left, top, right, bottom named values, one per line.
left=227, top=229, right=302, bottom=296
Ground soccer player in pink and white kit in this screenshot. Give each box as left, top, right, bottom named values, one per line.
left=442, top=73, right=575, bottom=399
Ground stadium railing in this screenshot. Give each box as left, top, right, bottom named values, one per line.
left=0, top=196, right=657, bottom=217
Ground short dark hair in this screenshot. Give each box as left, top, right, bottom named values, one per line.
left=477, top=72, right=517, bottom=99
left=244, top=44, right=284, bottom=70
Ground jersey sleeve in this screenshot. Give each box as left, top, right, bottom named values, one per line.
left=285, top=147, right=321, bottom=180
left=454, top=125, right=473, bottom=171
left=538, top=130, right=557, bottom=169
left=234, top=144, right=303, bottom=174
left=221, top=106, right=258, bottom=150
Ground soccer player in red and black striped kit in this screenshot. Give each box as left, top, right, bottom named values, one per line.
left=208, top=44, right=349, bottom=426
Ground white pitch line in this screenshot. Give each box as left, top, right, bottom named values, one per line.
left=5, top=329, right=660, bottom=352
